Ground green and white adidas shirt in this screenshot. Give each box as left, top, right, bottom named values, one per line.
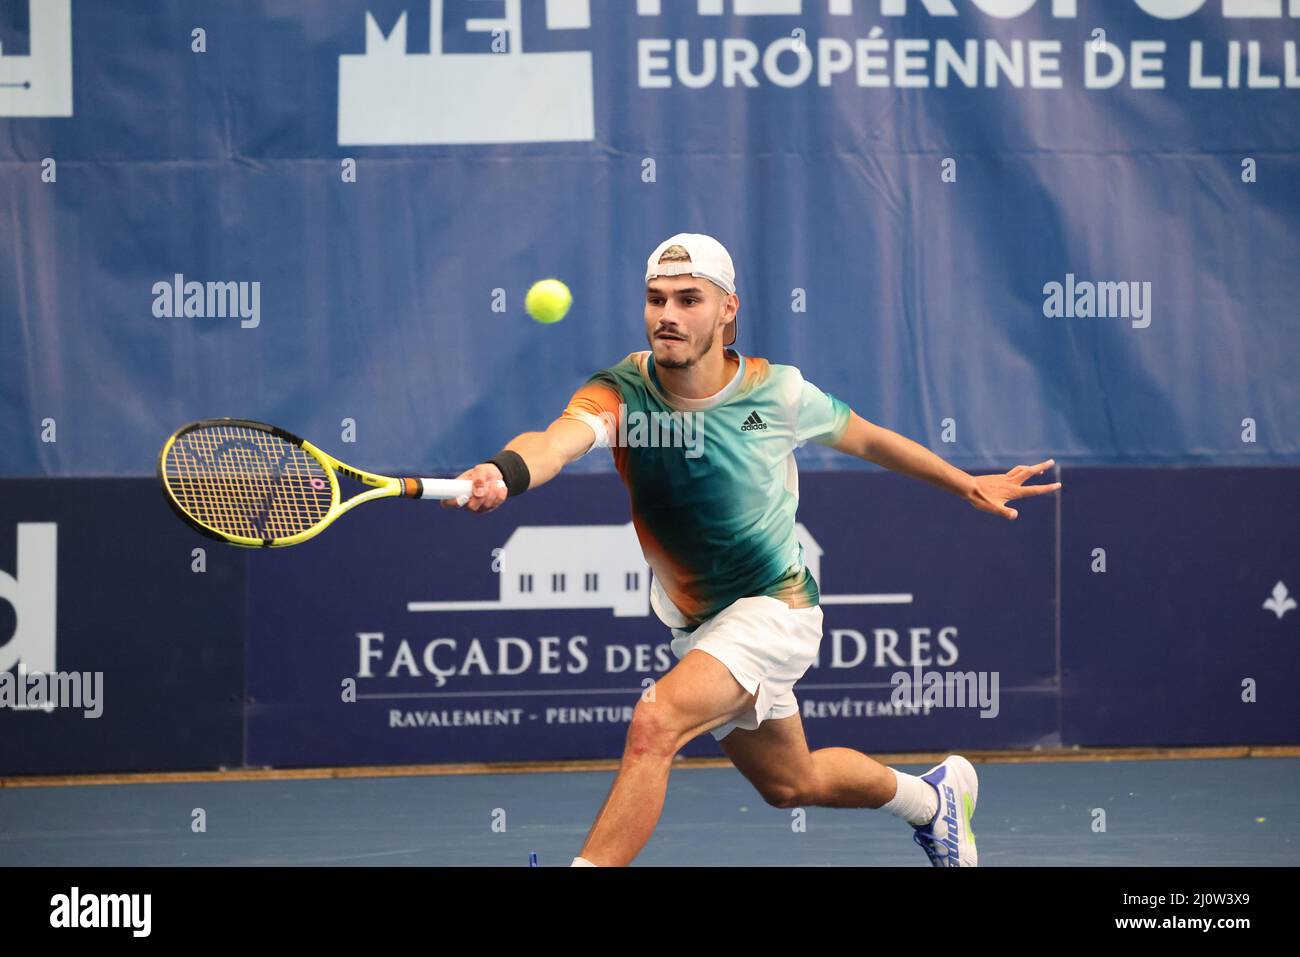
left=562, top=350, right=851, bottom=630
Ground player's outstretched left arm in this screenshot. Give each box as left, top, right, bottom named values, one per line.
left=830, top=412, right=1061, bottom=520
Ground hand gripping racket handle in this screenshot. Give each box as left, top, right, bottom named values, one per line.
left=408, top=478, right=508, bottom=507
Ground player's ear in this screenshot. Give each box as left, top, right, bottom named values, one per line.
left=727, top=291, right=739, bottom=316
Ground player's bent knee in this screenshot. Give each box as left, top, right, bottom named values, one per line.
left=624, top=701, right=684, bottom=761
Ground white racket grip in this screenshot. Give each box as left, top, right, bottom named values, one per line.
left=419, top=478, right=507, bottom=507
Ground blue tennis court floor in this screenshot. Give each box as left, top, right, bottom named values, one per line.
left=2, top=757, right=1295, bottom=866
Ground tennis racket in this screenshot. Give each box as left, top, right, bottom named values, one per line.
left=158, top=419, right=499, bottom=547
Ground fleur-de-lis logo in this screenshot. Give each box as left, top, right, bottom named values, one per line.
left=1262, top=581, right=1296, bottom=620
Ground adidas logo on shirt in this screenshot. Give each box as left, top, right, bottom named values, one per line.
left=740, top=411, right=768, bottom=432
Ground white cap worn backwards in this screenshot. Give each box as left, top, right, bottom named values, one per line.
left=645, top=232, right=738, bottom=346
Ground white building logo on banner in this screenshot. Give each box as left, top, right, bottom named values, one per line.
left=339, top=0, right=594, bottom=145
left=0, top=0, right=72, bottom=118
left=406, top=521, right=909, bottom=617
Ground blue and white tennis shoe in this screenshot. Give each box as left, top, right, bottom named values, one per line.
left=911, top=755, right=979, bottom=867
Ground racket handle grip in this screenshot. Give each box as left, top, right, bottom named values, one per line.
left=409, top=478, right=508, bottom=507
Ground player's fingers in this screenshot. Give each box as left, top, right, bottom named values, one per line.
left=1016, top=481, right=1062, bottom=496
left=469, top=478, right=504, bottom=513
left=448, top=473, right=507, bottom=512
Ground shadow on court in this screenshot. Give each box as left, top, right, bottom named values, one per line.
left=1, top=758, right=1294, bottom=866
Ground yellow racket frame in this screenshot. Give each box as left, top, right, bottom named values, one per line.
left=158, top=419, right=464, bottom=548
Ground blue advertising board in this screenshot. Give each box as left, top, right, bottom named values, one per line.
left=1, top=468, right=1296, bottom=775
left=1061, top=467, right=1300, bottom=746
left=0, top=480, right=245, bottom=775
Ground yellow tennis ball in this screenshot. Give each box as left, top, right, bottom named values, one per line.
left=525, top=279, right=572, bottom=324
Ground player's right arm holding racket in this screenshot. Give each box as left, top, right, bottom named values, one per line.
left=445, top=409, right=608, bottom=513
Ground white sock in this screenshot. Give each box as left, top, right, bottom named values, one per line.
left=882, top=768, right=939, bottom=826
left=570, top=856, right=596, bottom=867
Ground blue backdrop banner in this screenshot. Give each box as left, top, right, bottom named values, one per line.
left=1, top=1, right=1297, bottom=477
left=1, top=468, right=1295, bottom=775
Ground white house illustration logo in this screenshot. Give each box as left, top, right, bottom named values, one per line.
left=338, top=0, right=594, bottom=146
left=407, top=522, right=911, bottom=617
left=0, top=0, right=72, bottom=118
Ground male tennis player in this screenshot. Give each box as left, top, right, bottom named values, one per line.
left=449, top=233, right=1060, bottom=867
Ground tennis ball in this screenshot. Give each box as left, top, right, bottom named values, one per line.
left=525, top=279, right=572, bottom=324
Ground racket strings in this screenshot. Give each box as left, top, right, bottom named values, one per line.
left=163, top=425, right=333, bottom=540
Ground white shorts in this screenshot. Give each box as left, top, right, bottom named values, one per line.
left=668, top=595, right=824, bottom=742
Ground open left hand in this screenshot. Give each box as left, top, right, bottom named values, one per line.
left=967, top=459, right=1061, bottom=520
